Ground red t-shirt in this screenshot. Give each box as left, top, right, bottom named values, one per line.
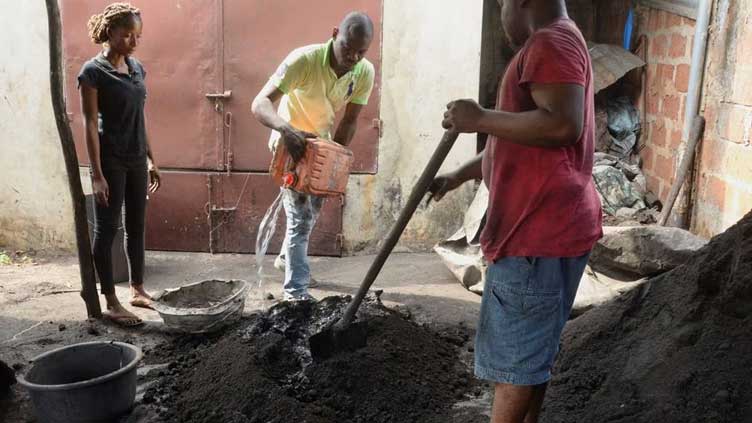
left=480, top=18, right=603, bottom=262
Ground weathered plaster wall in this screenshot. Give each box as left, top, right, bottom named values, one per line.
left=0, top=1, right=76, bottom=251
left=342, top=0, right=483, bottom=254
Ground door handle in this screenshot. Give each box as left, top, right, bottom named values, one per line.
left=205, top=90, right=232, bottom=99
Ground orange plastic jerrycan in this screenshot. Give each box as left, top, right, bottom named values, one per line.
left=270, top=138, right=354, bottom=197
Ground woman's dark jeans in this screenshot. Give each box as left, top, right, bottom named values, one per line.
left=92, top=155, right=147, bottom=295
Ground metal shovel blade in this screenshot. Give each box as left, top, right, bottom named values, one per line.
left=309, top=320, right=368, bottom=361
left=308, top=131, right=459, bottom=361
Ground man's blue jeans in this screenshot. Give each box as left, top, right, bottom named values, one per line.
left=280, top=189, right=323, bottom=298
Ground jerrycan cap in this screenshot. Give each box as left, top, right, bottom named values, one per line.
left=283, top=173, right=297, bottom=188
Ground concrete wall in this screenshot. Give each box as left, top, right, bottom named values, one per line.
left=342, top=0, right=483, bottom=254
left=0, top=0, right=482, bottom=255
left=637, top=1, right=752, bottom=238
left=0, top=1, right=76, bottom=251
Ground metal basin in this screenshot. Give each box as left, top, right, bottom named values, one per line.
left=17, top=341, right=142, bottom=423
left=152, top=279, right=249, bottom=333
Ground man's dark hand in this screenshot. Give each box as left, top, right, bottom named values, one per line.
left=428, top=171, right=464, bottom=203
left=280, top=125, right=317, bottom=162
left=442, top=99, right=485, bottom=133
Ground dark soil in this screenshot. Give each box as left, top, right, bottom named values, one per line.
left=541, top=210, right=752, bottom=423
left=141, top=296, right=486, bottom=423
left=0, top=360, right=15, bottom=398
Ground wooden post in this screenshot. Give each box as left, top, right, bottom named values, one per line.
left=44, top=0, right=102, bottom=318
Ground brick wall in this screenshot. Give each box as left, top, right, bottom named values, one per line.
left=693, top=0, right=752, bottom=237
left=637, top=7, right=695, bottom=203
left=637, top=1, right=752, bottom=238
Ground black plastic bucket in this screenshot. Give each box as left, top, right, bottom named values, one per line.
left=17, top=341, right=142, bottom=423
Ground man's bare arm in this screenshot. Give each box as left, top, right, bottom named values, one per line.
left=251, top=80, right=316, bottom=160
left=443, top=83, right=585, bottom=148
left=332, top=103, right=363, bottom=146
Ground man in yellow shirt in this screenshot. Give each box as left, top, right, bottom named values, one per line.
left=252, top=12, right=375, bottom=301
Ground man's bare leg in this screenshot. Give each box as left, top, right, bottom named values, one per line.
left=491, top=383, right=548, bottom=423
left=524, top=383, right=548, bottom=423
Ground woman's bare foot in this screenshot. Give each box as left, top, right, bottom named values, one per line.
left=130, top=284, right=153, bottom=309
left=103, top=303, right=143, bottom=327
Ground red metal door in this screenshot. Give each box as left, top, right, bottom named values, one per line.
left=61, top=0, right=382, bottom=255
left=210, top=0, right=382, bottom=254
left=207, top=174, right=344, bottom=255
left=62, top=0, right=221, bottom=253
left=221, top=0, right=382, bottom=173
left=62, top=0, right=223, bottom=170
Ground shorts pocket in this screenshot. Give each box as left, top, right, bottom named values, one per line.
left=488, top=285, right=561, bottom=372
left=491, top=284, right=559, bottom=316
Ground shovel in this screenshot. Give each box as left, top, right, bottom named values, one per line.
left=309, top=130, right=460, bottom=360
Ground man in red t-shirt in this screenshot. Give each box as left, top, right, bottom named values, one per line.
left=429, top=1, right=602, bottom=422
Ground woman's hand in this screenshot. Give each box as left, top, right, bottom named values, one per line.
left=92, top=175, right=110, bottom=207
left=148, top=159, right=161, bottom=193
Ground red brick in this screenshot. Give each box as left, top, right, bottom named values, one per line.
left=648, top=10, right=659, bottom=32
left=669, top=34, right=687, bottom=58
left=658, top=63, right=675, bottom=79
left=647, top=91, right=660, bottom=115
left=658, top=184, right=666, bottom=202
left=642, top=144, right=655, bottom=172
left=655, top=153, right=676, bottom=184
left=670, top=129, right=683, bottom=149
left=667, top=13, right=683, bottom=28
left=645, top=173, right=662, bottom=197
left=681, top=17, right=696, bottom=27
left=650, top=35, right=668, bottom=58
left=675, top=64, right=690, bottom=93
left=658, top=64, right=675, bottom=89
left=705, top=175, right=728, bottom=210
left=647, top=64, right=660, bottom=94
left=662, top=95, right=681, bottom=120
left=651, top=119, right=668, bottom=147
left=657, top=10, right=668, bottom=30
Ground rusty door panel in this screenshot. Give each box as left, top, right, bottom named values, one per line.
left=208, top=174, right=343, bottom=256
left=222, top=0, right=382, bottom=174
left=144, top=172, right=211, bottom=252
left=62, top=0, right=222, bottom=170
left=63, top=1, right=357, bottom=255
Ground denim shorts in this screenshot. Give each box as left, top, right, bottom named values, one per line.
left=474, top=254, right=590, bottom=385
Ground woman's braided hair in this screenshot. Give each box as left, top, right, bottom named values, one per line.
left=87, top=3, right=141, bottom=44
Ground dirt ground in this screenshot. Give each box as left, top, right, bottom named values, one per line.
left=0, top=251, right=490, bottom=422
left=135, top=297, right=487, bottom=423
left=541, top=211, right=752, bottom=423
left=3, top=209, right=751, bottom=423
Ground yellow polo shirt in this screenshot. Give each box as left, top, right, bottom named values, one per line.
left=268, top=39, right=375, bottom=149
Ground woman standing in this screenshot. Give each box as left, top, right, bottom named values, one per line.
left=78, top=3, right=160, bottom=326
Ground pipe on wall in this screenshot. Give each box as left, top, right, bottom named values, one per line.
left=668, top=0, right=713, bottom=228
left=683, top=0, right=713, bottom=140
